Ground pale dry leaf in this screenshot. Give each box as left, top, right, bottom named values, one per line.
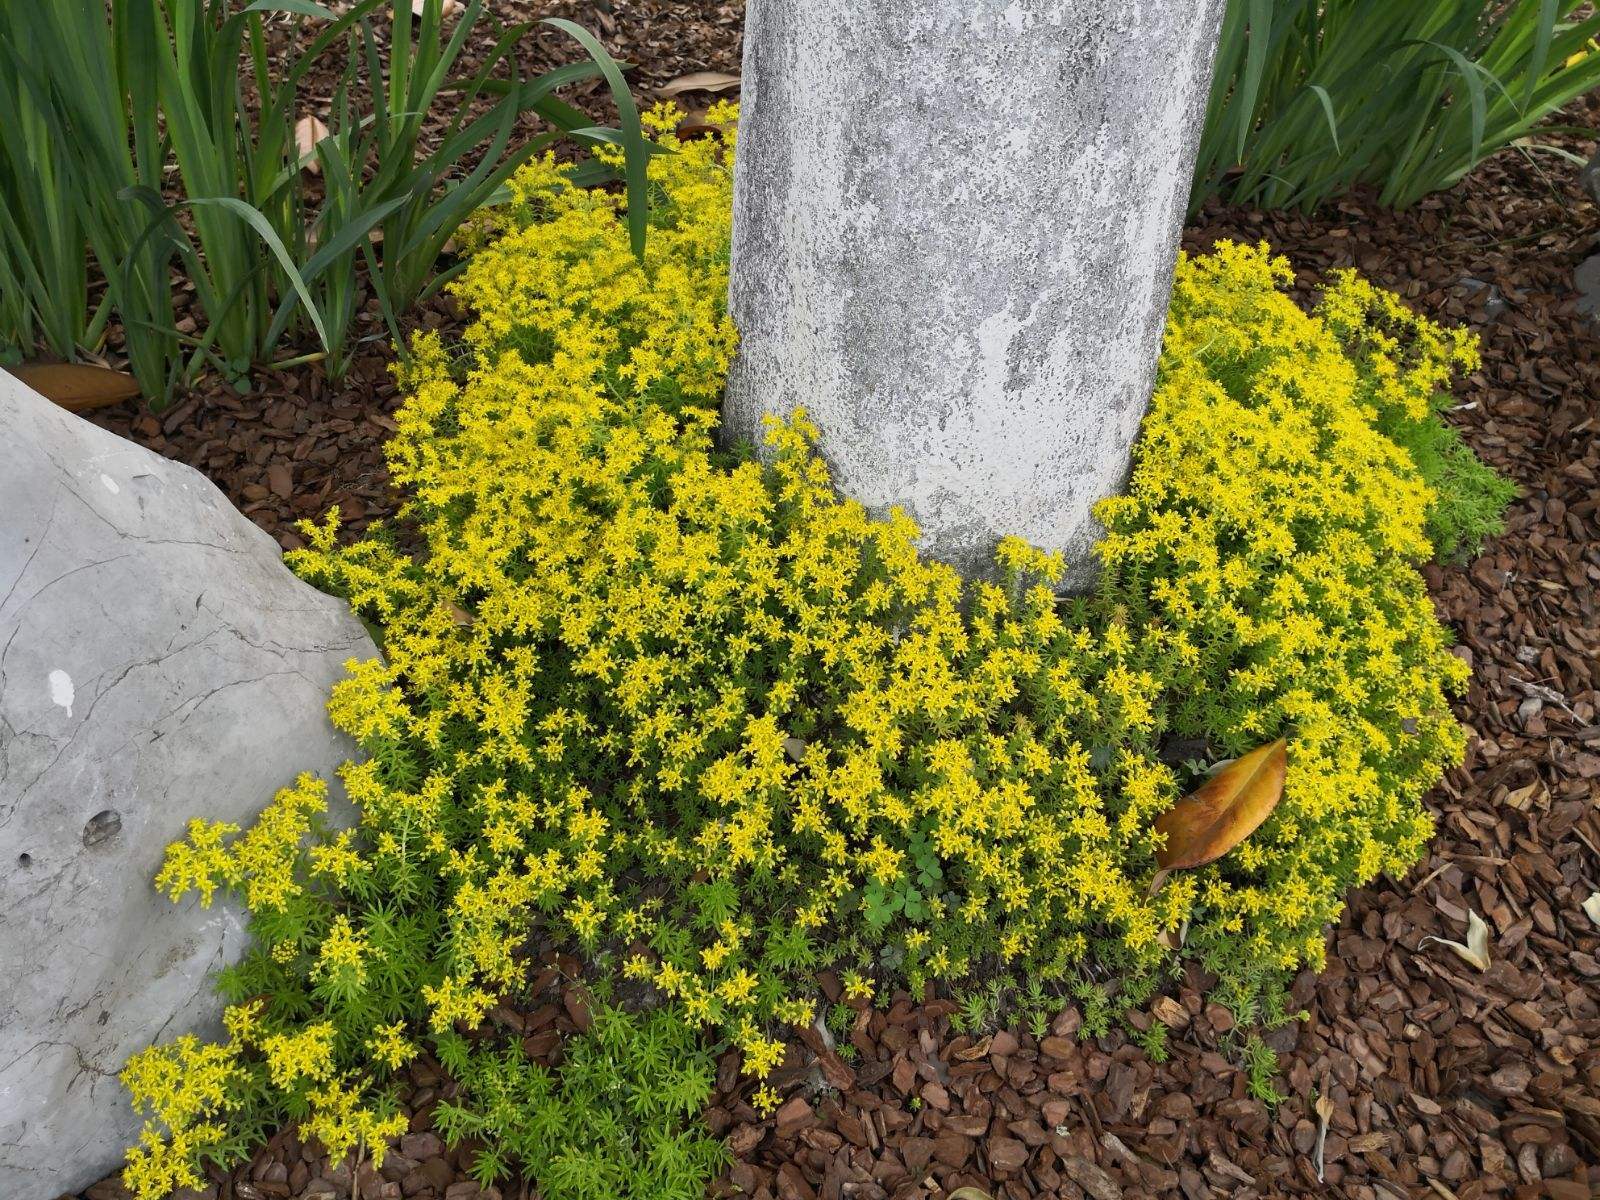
left=1582, top=892, right=1600, bottom=928
left=948, top=1190, right=993, bottom=1200
left=1157, top=917, right=1189, bottom=952
left=1418, top=908, right=1491, bottom=971
left=782, top=736, right=807, bottom=763
left=656, top=70, right=741, bottom=98
left=294, top=115, right=329, bottom=174
left=1313, top=1094, right=1334, bottom=1181
left=411, top=0, right=462, bottom=17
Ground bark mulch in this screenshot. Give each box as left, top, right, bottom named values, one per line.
left=74, top=15, right=1600, bottom=1200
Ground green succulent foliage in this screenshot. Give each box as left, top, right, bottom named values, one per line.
left=1134, top=1019, right=1171, bottom=1064
left=1241, top=1033, right=1287, bottom=1107
left=1382, top=398, right=1517, bottom=562
left=433, top=1004, right=727, bottom=1200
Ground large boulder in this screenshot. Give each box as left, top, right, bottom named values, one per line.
left=0, top=374, right=376, bottom=1200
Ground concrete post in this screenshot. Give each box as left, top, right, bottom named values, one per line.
left=725, top=1, right=1225, bottom=585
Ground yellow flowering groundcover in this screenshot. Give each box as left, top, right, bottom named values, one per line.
left=123, top=104, right=1492, bottom=1196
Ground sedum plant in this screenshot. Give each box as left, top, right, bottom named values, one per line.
left=124, top=103, right=1504, bottom=1196
left=434, top=1005, right=727, bottom=1198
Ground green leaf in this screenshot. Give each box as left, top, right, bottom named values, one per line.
left=540, top=18, right=652, bottom=259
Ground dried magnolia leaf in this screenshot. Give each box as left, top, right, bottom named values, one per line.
left=1153, top=739, right=1287, bottom=869
left=1418, top=909, right=1491, bottom=972
left=1582, top=892, right=1600, bottom=928
left=656, top=70, right=741, bottom=98
left=8, top=363, right=139, bottom=412
left=294, top=115, right=330, bottom=174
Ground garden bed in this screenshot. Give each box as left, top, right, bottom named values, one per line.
left=68, top=13, right=1600, bottom=1200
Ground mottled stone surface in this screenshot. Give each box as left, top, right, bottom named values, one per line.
left=0, top=375, right=374, bottom=1199
left=1577, top=253, right=1600, bottom=319
left=725, top=0, right=1225, bottom=587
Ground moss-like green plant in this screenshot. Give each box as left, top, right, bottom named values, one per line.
left=434, top=1005, right=727, bottom=1200
left=1382, top=401, right=1517, bottom=562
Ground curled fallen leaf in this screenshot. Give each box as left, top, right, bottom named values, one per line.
left=1153, top=738, right=1287, bottom=869
left=656, top=70, right=741, bottom=98
left=1418, top=908, right=1491, bottom=971
left=1157, top=917, right=1189, bottom=951
left=294, top=115, right=330, bottom=174
left=7, top=363, right=140, bottom=412
left=1313, top=1094, right=1334, bottom=1181
left=1582, top=892, right=1600, bottom=928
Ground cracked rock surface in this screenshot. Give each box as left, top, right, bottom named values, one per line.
left=0, top=375, right=376, bottom=1200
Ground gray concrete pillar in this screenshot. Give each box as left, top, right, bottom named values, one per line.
left=725, top=1, right=1225, bottom=586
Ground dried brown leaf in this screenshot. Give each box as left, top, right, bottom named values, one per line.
left=656, top=70, right=741, bottom=98
left=8, top=364, right=140, bottom=412
left=1153, top=739, right=1287, bottom=869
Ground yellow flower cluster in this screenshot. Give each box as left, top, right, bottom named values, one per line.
left=1096, top=241, right=1471, bottom=966
left=155, top=772, right=328, bottom=913
left=121, top=1035, right=242, bottom=1198
left=122, top=997, right=404, bottom=1198
left=128, top=104, right=1476, bottom=1195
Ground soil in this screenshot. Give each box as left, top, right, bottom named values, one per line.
left=69, top=7, right=1600, bottom=1200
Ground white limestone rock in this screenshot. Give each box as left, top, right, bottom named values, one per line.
left=0, top=374, right=375, bottom=1199
left=725, top=0, right=1226, bottom=587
